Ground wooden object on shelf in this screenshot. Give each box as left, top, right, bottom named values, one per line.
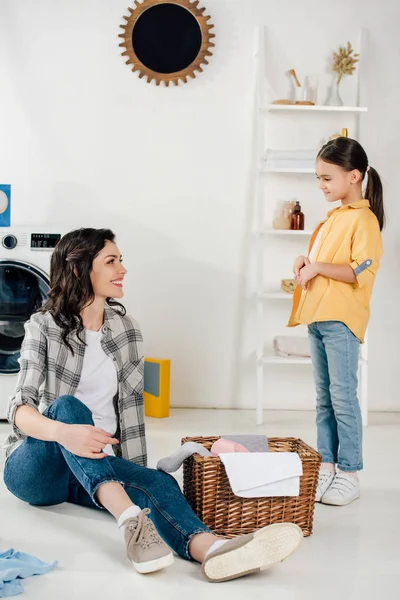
left=281, top=279, right=296, bottom=294
left=272, top=99, right=295, bottom=105
left=330, top=127, right=349, bottom=140
left=119, top=0, right=215, bottom=86
left=288, top=68, right=301, bottom=87
left=271, top=99, right=315, bottom=106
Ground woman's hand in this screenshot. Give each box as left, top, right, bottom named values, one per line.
left=296, top=263, right=319, bottom=290
left=56, top=423, right=119, bottom=459
left=293, top=255, right=310, bottom=277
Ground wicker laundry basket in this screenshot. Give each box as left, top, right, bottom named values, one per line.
left=182, top=436, right=321, bottom=538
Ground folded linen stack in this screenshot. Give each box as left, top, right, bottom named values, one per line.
left=265, top=149, right=317, bottom=170
left=273, top=336, right=311, bottom=358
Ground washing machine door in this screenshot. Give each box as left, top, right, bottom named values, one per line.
left=0, top=260, right=50, bottom=374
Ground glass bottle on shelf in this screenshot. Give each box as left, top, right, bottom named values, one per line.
left=291, top=201, right=305, bottom=230
left=272, top=200, right=290, bottom=229
left=283, top=201, right=295, bottom=228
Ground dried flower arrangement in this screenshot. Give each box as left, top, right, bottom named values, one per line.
left=332, top=42, right=359, bottom=85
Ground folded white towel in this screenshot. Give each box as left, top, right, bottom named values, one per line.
left=266, top=149, right=318, bottom=160
left=219, top=452, right=303, bottom=498
left=273, top=336, right=311, bottom=358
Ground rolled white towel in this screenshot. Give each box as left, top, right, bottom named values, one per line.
left=273, top=336, right=311, bottom=358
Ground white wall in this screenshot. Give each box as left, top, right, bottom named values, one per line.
left=0, top=0, right=399, bottom=412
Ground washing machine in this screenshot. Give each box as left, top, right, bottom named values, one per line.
left=0, top=227, right=62, bottom=419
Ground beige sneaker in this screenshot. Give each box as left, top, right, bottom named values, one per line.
left=202, top=523, right=303, bottom=583
left=123, top=508, right=174, bottom=574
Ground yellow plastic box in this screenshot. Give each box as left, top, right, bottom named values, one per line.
left=144, top=358, right=170, bottom=418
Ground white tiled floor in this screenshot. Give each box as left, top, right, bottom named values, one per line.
left=1, top=409, right=399, bottom=599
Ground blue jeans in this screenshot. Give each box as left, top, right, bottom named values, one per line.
left=308, top=321, right=363, bottom=472
left=3, top=396, right=210, bottom=560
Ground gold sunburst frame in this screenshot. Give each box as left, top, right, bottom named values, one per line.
left=119, top=0, right=215, bottom=86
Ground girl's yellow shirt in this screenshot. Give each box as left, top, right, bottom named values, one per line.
left=288, top=200, right=383, bottom=342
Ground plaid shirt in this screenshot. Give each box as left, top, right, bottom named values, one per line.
left=4, top=305, right=147, bottom=465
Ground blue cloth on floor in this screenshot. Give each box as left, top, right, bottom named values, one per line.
left=0, top=549, right=57, bottom=597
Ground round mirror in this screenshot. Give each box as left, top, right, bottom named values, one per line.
left=119, top=0, right=215, bottom=86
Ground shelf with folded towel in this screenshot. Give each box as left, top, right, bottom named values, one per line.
left=258, top=292, right=293, bottom=300
left=261, top=228, right=313, bottom=236
left=261, top=355, right=312, bottom=365
left=261, top=149, right=317, bottom=174
left=261, top=354, right=367, bottom=366
left=262, top=104, right=368, bottom=113
left=260, top=167, right=316, bottom=174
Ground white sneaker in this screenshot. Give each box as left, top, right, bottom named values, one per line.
left=321, top=473, right=360, bottom=506
left=315, top=470, right=335, bottom=502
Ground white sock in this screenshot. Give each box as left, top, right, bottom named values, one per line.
left=321, top=462, right=335, bottom=474
left=205, top=539, right=229, bottom=559
left=117, top=505, right=142, bottom=529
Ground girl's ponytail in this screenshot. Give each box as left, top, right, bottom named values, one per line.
left=365, top=167, right=384, bottom=231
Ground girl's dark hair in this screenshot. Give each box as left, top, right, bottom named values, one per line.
left=42, top=228, right=125, bottom=351
left=318, top=137, right=385, bottom=231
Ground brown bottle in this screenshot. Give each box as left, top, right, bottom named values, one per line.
left=291, top=201, right=305, bottom=230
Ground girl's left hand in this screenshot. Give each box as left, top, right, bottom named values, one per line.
left=296, top=263, right=319, bottom=290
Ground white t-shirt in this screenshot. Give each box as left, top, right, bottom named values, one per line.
left=300, top=225, right=325, bottom=299
left=74, top=329, right=118, bottom=456
left=308, top=224, right=325, bottom=263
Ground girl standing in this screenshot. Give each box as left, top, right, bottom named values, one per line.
left=288, top=137, right=384, bottom=506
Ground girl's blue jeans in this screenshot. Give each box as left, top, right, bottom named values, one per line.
left=308, top=321, right=363, bottom=472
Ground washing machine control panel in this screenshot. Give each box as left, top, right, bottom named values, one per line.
left=30, top=233, right=61, bottom=249
left=1, top=232, right=61, bottom=250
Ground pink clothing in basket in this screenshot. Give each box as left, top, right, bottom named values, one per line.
left=210, top=438, right=249, bottom=456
